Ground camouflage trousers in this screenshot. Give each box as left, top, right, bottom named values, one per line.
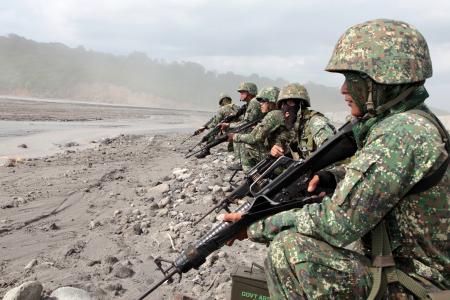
left=264, top=229, right=373, bottom=299
left=234, top=141, right=265, bottom=172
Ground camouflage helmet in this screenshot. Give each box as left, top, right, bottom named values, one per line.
left=325, top=19, right=432, bottom=84
left=237, top=82, right=258, bottom=96
left=256, top=87, right=280, bottom=103
left=218, top=93, right=232, bottom=105
left=277, top=83, right=310, bottom=107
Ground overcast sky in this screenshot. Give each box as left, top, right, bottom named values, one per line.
left=1, top=0, right=449, bottom=110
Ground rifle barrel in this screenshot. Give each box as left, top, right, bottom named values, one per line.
left=137, top=269, right=178, bottom=300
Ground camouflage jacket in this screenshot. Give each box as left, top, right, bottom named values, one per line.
left=230, top=98, right=263, bottom=130
left=205, top=103, right=239, bottom=129
left=248, top=110, right=450, bottom=288
left=233, top=110, right=291, bottom=151
left=289, top=109, right=335, bottom=159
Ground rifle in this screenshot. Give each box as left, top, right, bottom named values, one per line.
left=185, top=118, right=262, bottom=159
left=137, top=120, right=358, bottom=300
left=192, top=155, right=295, bottom=226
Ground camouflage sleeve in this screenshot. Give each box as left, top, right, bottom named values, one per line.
left=233, top=111, right=282, bottom=145
left=244, top=99, right=263, bottom=122
left=248, top=113, right=446, bottom=246
left=203, top=116, right=216, bottom=129
left=207, top=110, right=225, bottom=129
left=309, top=115, right=335, bottom=147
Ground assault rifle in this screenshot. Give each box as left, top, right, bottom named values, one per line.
left=193, top=155, right=295, bottom=226
left=185, top=117, right=262, bottom=159
left=185, top=104, right=247, bottom=152
left=138, top=120, right=358, bottom=300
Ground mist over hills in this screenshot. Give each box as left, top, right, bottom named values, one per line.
left=0, top=34, right=348, bottom=112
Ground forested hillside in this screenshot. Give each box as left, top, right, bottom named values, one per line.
left=0, top=34, right=346, bottom=111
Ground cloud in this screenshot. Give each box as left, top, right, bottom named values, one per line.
left=1, top=0, right=450, bottom=110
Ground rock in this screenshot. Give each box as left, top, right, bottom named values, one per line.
left=197, top=184, right=209, bottom=193
left=112, top=264, right=135, bottom=279
left=133, top=223, right=142, bottom=235
left=49, top=222, right=59, bottom=230
left=172, top=168, right=188, bottom=177
left=2, top=281, right=42, bottom=300
left=212, top=185, right=222, bottom=194
left=113, top=210, right=121, bottom=217
left=103, top=256, right=119, bottom=265
left=64, top=141, right=79, bottom=148
left=147, top=183, right=170, bottom=197
left=49, top=286, right=91, bottom=300
left=202, top=195, right=214, bottom=205
left=17, top=144, right=28, bottom=149
left=87, top=260, right=101, bottom=267
left=156, top=208, right=169, bottom=217
left=89, top=220, right=101, bottom=230
left=104, top=282, right=122, bottom=292
left=157, top=197, right=171, bottom=208
left=24, top=259, right=38, bottom=271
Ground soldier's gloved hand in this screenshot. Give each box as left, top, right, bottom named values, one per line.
left=307, top=170, right=337, bottom=195
left=217, top=212, right=248, bottom=246
left=194, top=127, right=206, bottom=135
left=270, top=145, right=284, bottom=157
left=219, top=123, right=230, bottom=131
left=227, top=133, right=235, bottom=142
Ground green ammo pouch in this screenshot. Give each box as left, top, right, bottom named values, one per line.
left=230, top=263, right=271, bottom=300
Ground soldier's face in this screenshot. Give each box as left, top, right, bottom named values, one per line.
left=259, top=101, right=270, bottom=113
left=239, top=91, right=250, bottom=101
left=341, top=81, right=363, bottom=117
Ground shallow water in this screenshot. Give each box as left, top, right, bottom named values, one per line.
left=0, top=114, right=207, bottom=158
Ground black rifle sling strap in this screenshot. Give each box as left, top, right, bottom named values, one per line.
left=368, top=110, right=450, bottom=300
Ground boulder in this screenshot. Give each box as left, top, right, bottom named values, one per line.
left=2, top=281, right=43, bottom=300
left=49, top=286, right=91, bottom=300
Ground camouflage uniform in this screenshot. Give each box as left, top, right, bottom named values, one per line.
left=231, top=82, right=264, bottom=164
left=290, top=108, right=335, bottom=160
left=201, top=93, right=238, bottom=145
left=277, top=83, right=335, bottom=160
left=233, top=87, right=287, bottom=172
left=204, top=103, right=239, bottom=129
left=247, top=19, right=449, bottom=299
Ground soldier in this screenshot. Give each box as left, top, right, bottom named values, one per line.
left=270, top=83, right=335, bottom=160
left=227, top=86, right=290, bottom=172
left=226, top=19, right=450, bottom=299
left=220, top=82, right=263, bottom=170
left=194, top=93, right=238, bottom=136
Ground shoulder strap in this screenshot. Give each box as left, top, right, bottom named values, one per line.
left=368, top=222, right=446, bottom=300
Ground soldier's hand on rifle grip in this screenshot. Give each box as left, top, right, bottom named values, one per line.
left=227, top=133, right=235, bottom=142
left=270, top=145, right=284, bottom=157
left=307, top=171, right=337, bottom=196
left=218, top=213, right=248, bottom=246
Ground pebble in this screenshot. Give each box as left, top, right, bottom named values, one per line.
left=24, top=258, right=38, bottom=271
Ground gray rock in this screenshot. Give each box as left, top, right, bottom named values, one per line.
left=24, top=259, right=38, bottom=271
left=147, top=183, right=170, bottom=197
left=197, top=184, right=209, bottom=193
left=133, top=223, right=142, bottom=235
left=157, top=197, right=171, bottom=208
left=103, top=256, right=118, bottom=265
left=156, top=208, right=169, bottom=217
left=112, top=264, right=135, bottom=279
left=17, top=144, right=28, bottom=149
left=49, top=286, right=91, bottom=300
left=2, top=281, right=42, bottom=300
